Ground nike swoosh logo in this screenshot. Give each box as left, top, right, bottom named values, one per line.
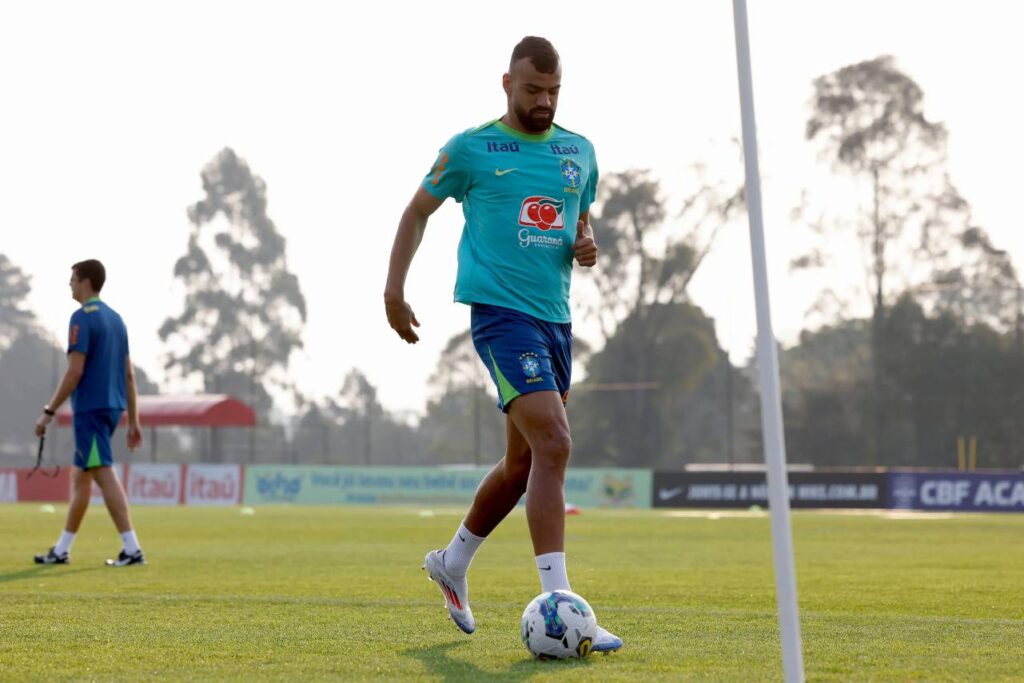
left=539, top=565, right=552, bottom=571
left=495, top=168, right=517, bottom=176
left=458, top=534, right=466, bottom=542
left=658, top=486, right=685, bottom=501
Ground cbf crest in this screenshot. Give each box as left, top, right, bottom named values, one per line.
left=519, top=352, right=542, bottom=383
left=560, top=158, right=581, bottom=189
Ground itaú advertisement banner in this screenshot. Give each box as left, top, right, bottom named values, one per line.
left=0, top=468, right=22, bottom=502
left=124, top=463, right=183, bottom=505
left=889, top=471, right=1024, bottom=512
left=652, top=471, right=887, bottom=509
left=1, top=464, right=242, bottom=505
left=0, top=467, right=72, bottom=502
left=184, top=464, right=243, bottom=505
left=244, top=466, right=653, bottom=508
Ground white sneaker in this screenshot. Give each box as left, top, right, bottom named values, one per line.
left=422, top=549, right=475, bottom=634
left=592, top=624, right=623, bottom=653
left=105, top=549, right=145, bottom=567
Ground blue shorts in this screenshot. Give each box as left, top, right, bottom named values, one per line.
left=470, top=303, right=572, bottom=413
left=73, top=409, right=122, bottom=470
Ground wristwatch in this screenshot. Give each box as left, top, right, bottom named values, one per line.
left=43, top=406, right=56, bottom=416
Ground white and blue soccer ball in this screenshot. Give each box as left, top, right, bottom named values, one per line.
left=520, top=590, right=597, bottom=659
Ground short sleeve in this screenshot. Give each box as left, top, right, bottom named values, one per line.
left=581, top=144, right=599, bottom=214
left=68, top=311, right=89, bottom=355
left=422, top=132, right=471, bottom=203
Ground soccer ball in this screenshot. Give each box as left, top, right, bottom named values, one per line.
left=520, top=590, right=597, bottom=659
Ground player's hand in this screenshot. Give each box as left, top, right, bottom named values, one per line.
left=386, top=298, right=421, bottom=344
left=573, top=220, right=598, bottom=267
left=34, top=413, right=51, bottom=437
left=127, top=422, right=142, bottom=451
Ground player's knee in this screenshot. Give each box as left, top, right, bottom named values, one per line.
left=532, top=430, right=572, bottom=469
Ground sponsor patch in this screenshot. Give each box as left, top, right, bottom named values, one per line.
left=518, top=196, right=565, bottom=231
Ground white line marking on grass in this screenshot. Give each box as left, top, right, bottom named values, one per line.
left=661, top=510, right=767, bottom=519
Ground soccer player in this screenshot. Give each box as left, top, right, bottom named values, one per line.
left=384, top=36, right=621, bottom=652
left=33, top=259, right=146, bottom=567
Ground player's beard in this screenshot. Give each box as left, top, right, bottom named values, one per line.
left=514, top=102, right=554, bottom=133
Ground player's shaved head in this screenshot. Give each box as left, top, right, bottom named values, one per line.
left=509, top=36, right=559, bottom=74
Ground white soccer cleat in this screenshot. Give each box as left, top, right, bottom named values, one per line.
left=33, top=546, right=69, bottom=565
left=105, top=549, right=145, bottom=567
left=592, top=624, right=623, bottom=653
left=423, top=549, right=475, bottom=634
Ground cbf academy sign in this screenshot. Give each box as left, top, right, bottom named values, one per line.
left=889, top=471, right=1024, bottom=512
left=244, top=465, right=652, bottom=508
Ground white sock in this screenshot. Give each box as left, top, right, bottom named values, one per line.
left=536, top=551, right=571, bottom=593
left=443, top=522, right=485, bottom=576
left=120, top=530, right=141, bottom=554
left=54, top=530, right=76, bottom=556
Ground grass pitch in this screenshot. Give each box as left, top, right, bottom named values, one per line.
left=2, top=504, right=1023, bottom=681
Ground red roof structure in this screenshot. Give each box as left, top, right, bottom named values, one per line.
left=56, top=394, right=256, bottom=427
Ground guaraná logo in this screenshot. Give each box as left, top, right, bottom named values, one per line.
left=518, top=196, right=565, bottom=231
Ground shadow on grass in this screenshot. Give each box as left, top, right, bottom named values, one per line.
left=0, top=564, right=105, bottom=585
left=404, top=640, right=594, bottom=683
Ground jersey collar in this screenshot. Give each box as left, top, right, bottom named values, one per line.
left=495, top=119, right=555, bottom=143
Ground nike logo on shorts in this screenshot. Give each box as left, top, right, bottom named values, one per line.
left=495, top=168, right=517, bottom=176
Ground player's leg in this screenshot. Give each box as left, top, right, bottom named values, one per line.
left=93, top=465, right=144, bottom=566
left=65, top=466, right=92, bottom=533
left=463, top=416, right=532, bottom=537
left=33, top=466, right=90, bottom=564
left=423, top=415, right=532, bottom=634
left=89, top=410, right=144, bottom=566
left=93, top=466, right=132, bottom=533
left=508, top=391, right=622, bottom=652
left=511, top=324, right=623, bottom=653
left=507, top=390, right=570, bottom=556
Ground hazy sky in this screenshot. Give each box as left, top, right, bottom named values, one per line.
left=2, top=1, right=1021, bottom=416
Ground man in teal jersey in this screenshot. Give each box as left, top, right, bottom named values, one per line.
left=33, top=259, right=146, bottom=567
left=385, top=36, right=621, bottom=652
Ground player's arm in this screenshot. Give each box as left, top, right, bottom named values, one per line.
left=34, top=352, right=86, bottom=436
left=573, top=209, right=598, bottom=267
left=125, top=356, right=142, bottom=450
left=384, top=186, right=445, bottom=344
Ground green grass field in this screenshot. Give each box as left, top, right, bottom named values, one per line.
left=2, top=504, right=1023, bottom=682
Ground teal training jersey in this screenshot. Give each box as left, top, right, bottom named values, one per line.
left=422, top=119, right=598, bottom=323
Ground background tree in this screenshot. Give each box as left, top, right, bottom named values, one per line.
left=291, top=402, right=338, bottom=464
left=797, top=55, right=1020, bottom=463
left=159, top=149, right=306, bottom=461
left=332, top=368, right=383, bottom=465
left=0, top=254, right=49, bottom=458
left=291, top=373, right=419, bottom=466
left=571, top=301, right=753, bottom=468
left=0, top=254, right=36, bottom=354
left=572, top=167, right=754, bottom=467
left=419, top=329, right=505, bottom=465
left=580, top=167, right=743, bottom=338
left=780, top=297, right=1024, bottom=469
left=779, top=321, right=872, bottom=466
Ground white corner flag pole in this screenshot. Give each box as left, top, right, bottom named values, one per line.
left=731, top=1, right=805, bottom=682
